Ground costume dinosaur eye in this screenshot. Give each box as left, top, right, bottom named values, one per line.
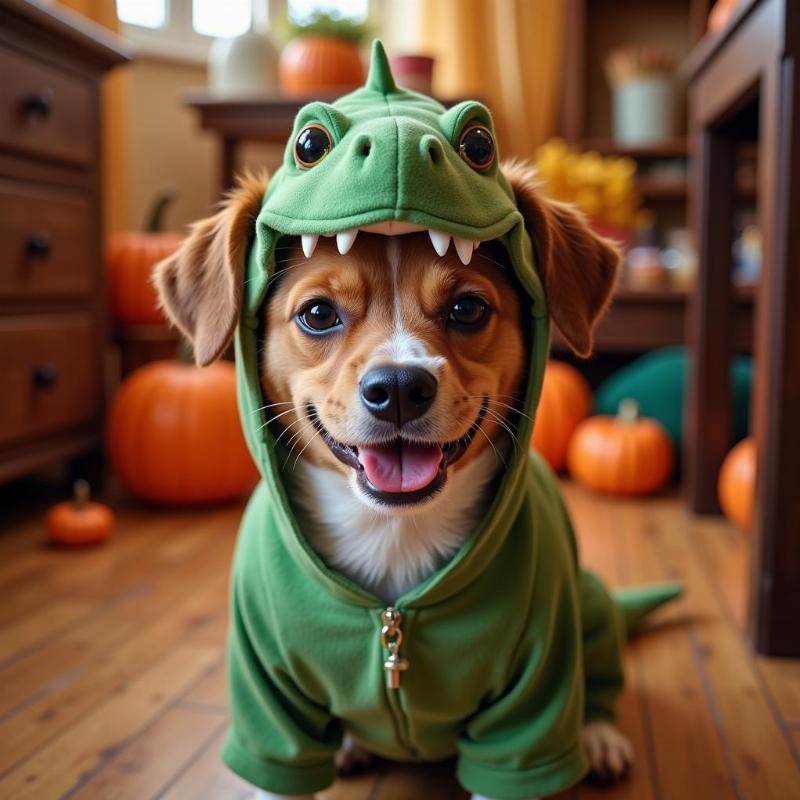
left=458, top=124, right=495, bottom=170
left=297, top=300, right=342, bottom=334
left=294, top=124, right=333, bottom=169
left=449, top=295, right=489, bottom=329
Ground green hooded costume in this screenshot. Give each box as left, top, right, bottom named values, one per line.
left=222, top=42, right=680, bottom=799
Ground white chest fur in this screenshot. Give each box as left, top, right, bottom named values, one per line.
left=291, top=448, right=501, bottom=603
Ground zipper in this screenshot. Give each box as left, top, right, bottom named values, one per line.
left=379, top=606, right=418, bottom=756
left=380, top=606, right=409, bottom=688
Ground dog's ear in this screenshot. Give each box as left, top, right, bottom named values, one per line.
left=153, top=170, right=268, bottom=366
left=501, top=159, right=620, bottom=357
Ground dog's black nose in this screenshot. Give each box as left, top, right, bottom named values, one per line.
left=359, top=366, right=437, bottom=426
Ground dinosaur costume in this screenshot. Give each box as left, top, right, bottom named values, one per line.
left=222, top=42, right=680, bottom=799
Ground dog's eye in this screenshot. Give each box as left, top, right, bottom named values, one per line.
left=294, top=124, right=333, bottom=169
left=458, top=124, right=494, bottom=170
left=298, top=301, right=341, bottom=333
left=449, top=295, right=489, bottom=328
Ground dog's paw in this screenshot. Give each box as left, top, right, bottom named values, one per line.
left=334, top=735, right=373, bottom=777
left=581, top=721, right=634, bottom=783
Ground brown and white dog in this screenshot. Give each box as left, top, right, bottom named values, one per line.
left=154, top=162, right=630, bottom=800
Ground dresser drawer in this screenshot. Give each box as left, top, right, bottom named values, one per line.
left=0, top=179, right=93, bottom=300
left=0, top=314, right=100, bottom=448
left=0, top=45, right=94, bottom=166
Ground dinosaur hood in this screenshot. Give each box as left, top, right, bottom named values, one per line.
left=236, top=41, right=550, bottom=553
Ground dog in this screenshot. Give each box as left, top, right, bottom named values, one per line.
left=153, top=43, right=675, bottom=800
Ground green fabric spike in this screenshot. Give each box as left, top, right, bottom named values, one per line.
left=614, top=583, right=684, bottom=635
left=365, top=39, right=397, bottom=94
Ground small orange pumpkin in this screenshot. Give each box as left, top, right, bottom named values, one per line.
left=46, top=480, right=114, bottom=546
left=106, top=191, right=184, bottom=325
left=107, top=359, right=258, bottom=505
left=718, top=436, right=756, bottom=529
left=279, top=35, right=364, bottom=95
left=531, top=361, right=591, bottom=472
left=567, top=399, right=674, bottom=495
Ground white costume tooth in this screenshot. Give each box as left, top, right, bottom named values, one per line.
left=454, top=237, right=474, bottom=265
left=336, top=228, right=358, bottom=255
left=428, top=229, right=451, bottom=257
left=300, top=234, right=318, bottom=258
left=473, top=240, right=480, bottom=250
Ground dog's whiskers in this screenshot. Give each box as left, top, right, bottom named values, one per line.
left=272, top=414, right=309, bottom=448
left=282, top=416, right=320, bottom=469
left=256, top=405, right=304, bottom=433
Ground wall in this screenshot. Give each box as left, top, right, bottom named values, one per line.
left=125, top=56, right=216, bottom=233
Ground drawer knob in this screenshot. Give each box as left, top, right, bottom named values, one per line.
left=32, top=364, right=58, bottom=389
left=26, top=231, right=51, bottom=258
left=23, top=90, right=54, bottom=118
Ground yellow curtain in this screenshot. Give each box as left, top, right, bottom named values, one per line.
left=55, top=0, right=131, bottom=235
left=419, top=0, right=565, bottom=160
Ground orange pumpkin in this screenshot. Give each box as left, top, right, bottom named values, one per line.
left=279, top=35, right=364, bottom=95
left=718, top=436, right=756, bottom=529
left=567, top=399, right=674, bottom=495
left=531, top=361, right=591, bottom=472
left=46, top=480, right=114, bottom=546
left=107, top=360, right=258, bottom=505
left=106, top=191, right=184, bottom=325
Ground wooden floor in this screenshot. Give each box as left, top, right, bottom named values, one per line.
left=0, top=477, right=798, bottom=800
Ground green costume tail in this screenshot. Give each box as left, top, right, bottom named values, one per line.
left=614, top=583, right=683, bottom=635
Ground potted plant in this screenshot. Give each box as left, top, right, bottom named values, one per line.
left=279, top=11, right=370, bottom=96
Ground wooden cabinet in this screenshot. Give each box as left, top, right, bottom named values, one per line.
left=0, top=0, right=130, bottom=484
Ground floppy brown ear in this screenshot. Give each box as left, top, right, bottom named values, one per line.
left=152, top=170, right=268, bottom=366
left=501, top=159, right=620, bottom=357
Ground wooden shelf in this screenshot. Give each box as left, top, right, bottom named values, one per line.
left=552, top=283, right=755, bottom=353
left=582, top=137, right=688, bottom=159
left=637, top=176, right=688, bottom=198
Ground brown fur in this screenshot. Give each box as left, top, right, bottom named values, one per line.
left=152, top=169, right=269, bottom=366
left=261, top=233, right=526, bottom=474
left=501, top=159, right=620, bottom=356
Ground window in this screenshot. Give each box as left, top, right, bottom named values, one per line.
left=117, top=0, right=370, bottom=61
left=192, top=0, right=251, bottom=38
left=116, top=0, right=166, bottom=30
left=288, top=0, right=368, bottom=24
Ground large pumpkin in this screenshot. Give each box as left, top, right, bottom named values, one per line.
left=531, top=361, right=591, bottom=472
left=567, top=399, right=674, bottom=496
left=107, top=360, right=258, bottom=505
left=718, top=436, right=756, bottom=529
left=106, top=191, right=184, bottom=325
left=279, top=35, right=364, bottom=95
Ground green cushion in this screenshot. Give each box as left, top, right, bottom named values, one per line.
left=594, top=347, right=752, bottom=453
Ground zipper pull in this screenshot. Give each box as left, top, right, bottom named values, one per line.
left=380, top=607, right=409, bottom=689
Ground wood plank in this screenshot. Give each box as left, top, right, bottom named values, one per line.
left=757, top=657, right=800, bottom=726
left=180, top=659, right=227, bottom=710
left=157, top=725, right=259, bottom=800
left=0, top=566, right=229, bottom=774
left=609, top=492, right=739, bottom=800
left=70, top=706, right=225, bottom=800
left=0, top=642, right=219, bottom=799
left=0, top=522, right=231, bottom=715
left=0, top=598, right=91, bottom=665
left=567, top=484, right=665, bottom=800
left=646, top=496, right=800, bottom=799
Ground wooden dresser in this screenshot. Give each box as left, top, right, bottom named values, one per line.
left=0, top=0, right=130, bottom=484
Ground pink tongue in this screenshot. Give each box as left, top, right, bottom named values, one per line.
left=358, top=441, right=443, bottom=493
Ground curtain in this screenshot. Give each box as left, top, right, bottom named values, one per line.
left=418, top=0, right=565, bottom=160
left=55, top=0, right=131, bottom=234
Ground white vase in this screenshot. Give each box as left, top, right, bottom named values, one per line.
left=613, top=76, right=677, bottom=146
left=208, top=29, right=279, bottom=96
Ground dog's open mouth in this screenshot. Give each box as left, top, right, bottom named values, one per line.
left=309, top=399, right=488, bottom=506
